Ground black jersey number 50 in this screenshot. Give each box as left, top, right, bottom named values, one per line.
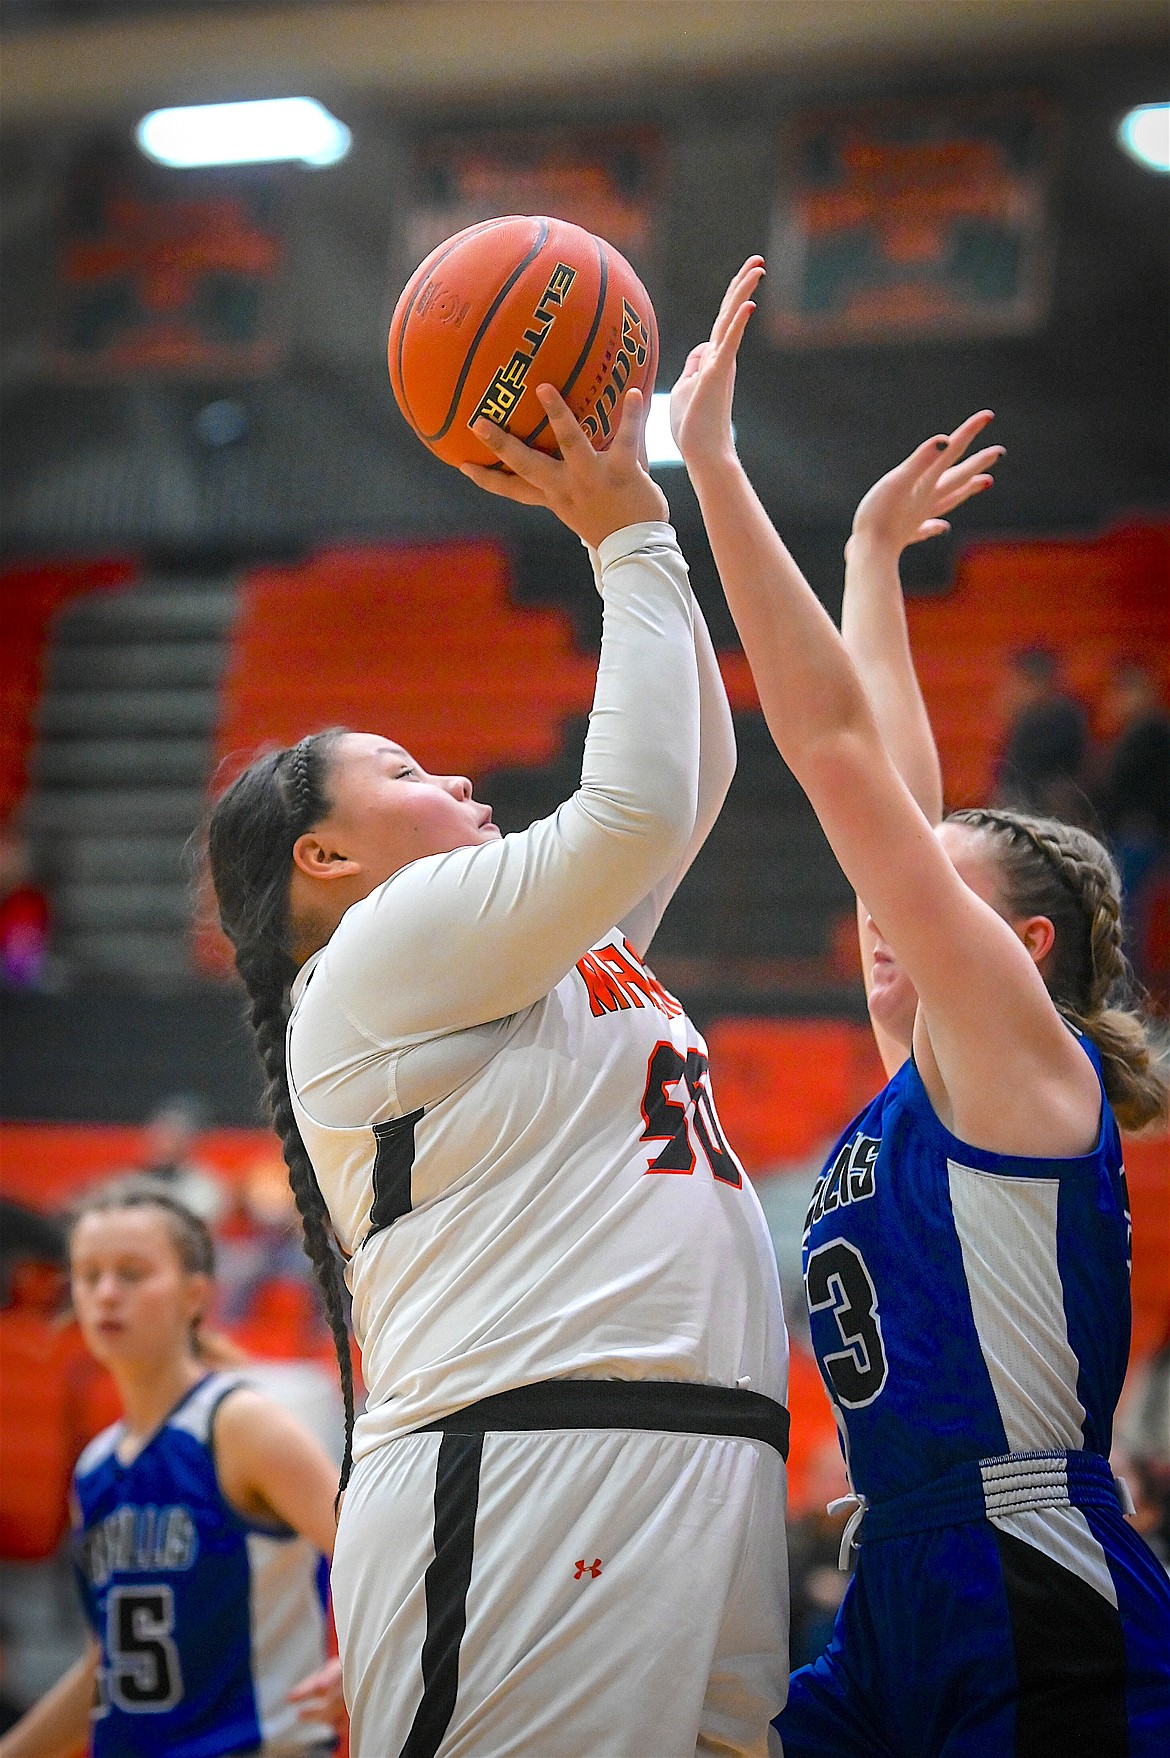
left=106, top=1585, right=184, bottom=1713
left=806, top=1238, right=888, bottom=1409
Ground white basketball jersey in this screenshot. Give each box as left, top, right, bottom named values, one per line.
left=283, top=523, right=788, bottom=1469
left=289, top=927, right=788, bottom=1462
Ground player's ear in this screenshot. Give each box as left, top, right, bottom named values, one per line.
left=291, top=833, right=362, bottom=882
left=1018, top=913, right=1056, bottom=968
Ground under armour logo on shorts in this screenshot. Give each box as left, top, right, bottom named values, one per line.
left=574, top=1558, right=602, bottom=1580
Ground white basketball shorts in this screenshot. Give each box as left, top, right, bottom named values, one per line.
left=332, top=1418, right=789, bottom=1757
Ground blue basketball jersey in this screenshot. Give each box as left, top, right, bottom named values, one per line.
left=802, top=1035, right=1130, bottom=1506
left=72, top=1372, right=331, bottom=1758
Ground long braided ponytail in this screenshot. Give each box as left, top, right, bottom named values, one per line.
left=948, top=806, right=1168, bottom=1131
left=206, top=730, right=357, bottom=1501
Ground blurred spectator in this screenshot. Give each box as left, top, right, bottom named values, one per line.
left=1097, top=662, right=1170, bottom=992
left=0, top=822, right=50, bottom=991
left=135, top=1095, right=226, bottom=1226
left=993, top=647, right=1091, bottom=824
left=786, top=1434, right=853, bottom=1668
left=0, top=1198, right=65, bottom=1305
left=1114, top=1341, right=1170, bottom=1573
left=216, top=1147, right=314, bottom=1322
left=0, top=1620, right=25, bottom=1735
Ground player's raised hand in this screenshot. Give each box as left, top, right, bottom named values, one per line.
left=460, top=384, right=667, bottom=549
left=670, top=256, right=765, bottom=468
left=850, top=413, right=1003, bottom=556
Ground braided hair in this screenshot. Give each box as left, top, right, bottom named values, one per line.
left=948, top=807, right=1167, bottom=1131
left=206, top=730, right=356, bottom=1501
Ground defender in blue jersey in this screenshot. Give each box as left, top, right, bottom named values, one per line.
left=672, top=262, right=1170, bottom=1756
left=2, top=1181, right=344, bottom=1758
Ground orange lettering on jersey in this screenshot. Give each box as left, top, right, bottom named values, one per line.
left=577, top=940, right=685, bottom=1020
left=610, top=941, right=684, bottom=1020
left=576, top=951, right=633, bottom=1017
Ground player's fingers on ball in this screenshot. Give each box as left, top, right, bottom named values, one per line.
left=459, top=461, right=544, bottom=504
left=471, top=415, right=557, bottom=486
left=612, top=386, right=647, bottom=457
left=534, top=383, right=594, bottom=460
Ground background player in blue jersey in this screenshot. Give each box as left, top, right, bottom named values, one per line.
left=0, top=1178, right=345, bottom=1758
left=673, top=258, right=1170, bottom=1757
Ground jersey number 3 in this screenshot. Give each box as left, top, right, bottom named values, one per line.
left=106, top=1585, right=183, bottom=1713
left=640, top=1042, right=741, bottom=1186
left=806, top=1238, right=888, bottom=1408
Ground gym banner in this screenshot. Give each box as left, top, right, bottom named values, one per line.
left=52, top=143, right=284, bottom=376
left=766, top=96, right=1055, bottom=345
left=405, top=127, right=663, bottom=289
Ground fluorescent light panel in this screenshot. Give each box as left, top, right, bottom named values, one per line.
left=136, top=98, right=351, bottom=168
left=645, top=391, right=734, bottom=468
left=1116, top=103, right=1170, bottom=173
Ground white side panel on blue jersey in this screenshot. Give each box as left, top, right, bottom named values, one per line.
left=166, top=1372, right=235, bottom=1444
left=990, top=1506, right=1118, bottom=1608
left=947, top=1162, right=1086, bottom=1453
left=246, top=1533, right=331, bottom=1753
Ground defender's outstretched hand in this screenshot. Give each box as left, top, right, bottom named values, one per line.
left=670, top=256, right=765, bottom=467
left=460, top=384, right=667, bottom=550
left=849, top=413, right=1003, bottom=556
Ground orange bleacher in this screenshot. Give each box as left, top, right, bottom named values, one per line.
left=0, top=558, right=138, bottom=824
left=906, top=522, right=1170, bottom=805
left=214, top=540, right=598, bottom=781
left=198, top=539, right=600, bottom=971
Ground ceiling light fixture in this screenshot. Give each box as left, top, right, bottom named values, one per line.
left=136, top=98, right=351, bottom=169
left=1116, top=102, right=1170, bottom=173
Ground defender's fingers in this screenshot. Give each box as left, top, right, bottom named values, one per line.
left=935, top=447, right=1003, bottom=497
left=947, top=410, right=995, bottom=453
left=934, top=473, right=995, bottom=515
left=679, top=343, right=708, bottom=380
left=459, top=459, right=545, bottom=504
left=925, top=410, right=995, bottom=479
left=713, top=260, right=765, bottom=347
left=713, top=297, right=756, bottom=361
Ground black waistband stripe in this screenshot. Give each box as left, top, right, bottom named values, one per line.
left=417, top=1378, right=790, bottom=1462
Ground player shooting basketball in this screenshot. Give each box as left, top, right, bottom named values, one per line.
left=206, top=384, right=793, bottom=1757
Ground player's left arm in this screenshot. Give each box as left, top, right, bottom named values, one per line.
left=213, top=1387, right=339, bottom=1556
left=619, top=589, right=735, bottom=955
left=843, top=415, right=1001, bottom=1075
left=676, top=259, right=1100, bottom=1158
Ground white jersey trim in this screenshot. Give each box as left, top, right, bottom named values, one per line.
left=947, top=1160, right=1086, bottom=1455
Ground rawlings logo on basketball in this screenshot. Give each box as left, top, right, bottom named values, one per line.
left=580, top=299, right=651, bottom=443
left=471, top=261, right=577, bottom=429
left=415, top=281, right=471, bottom=328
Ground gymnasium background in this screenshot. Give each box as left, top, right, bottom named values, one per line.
left=1, top=0, right=1167, bottom=1732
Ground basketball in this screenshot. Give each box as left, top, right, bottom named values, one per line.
left=387, top=214, right=659, bottom=468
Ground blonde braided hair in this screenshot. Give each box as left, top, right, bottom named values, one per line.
left=948, top=807, right=1167, bottom=1132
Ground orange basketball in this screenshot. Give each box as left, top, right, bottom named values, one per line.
left=388, top=215, right=658, bottom=468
